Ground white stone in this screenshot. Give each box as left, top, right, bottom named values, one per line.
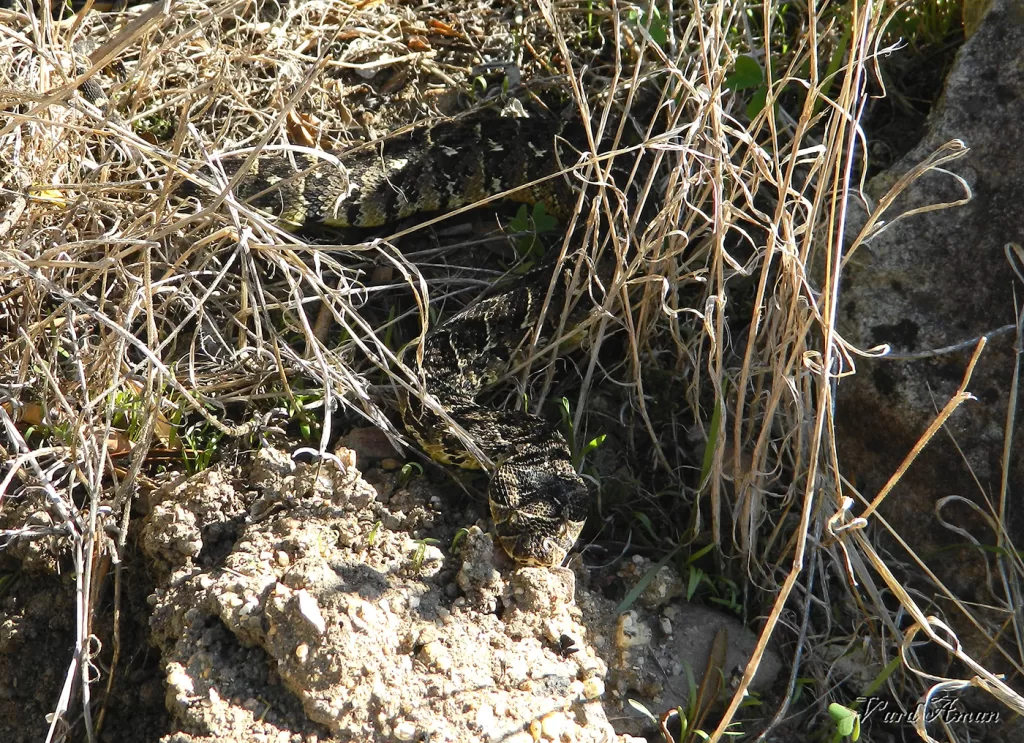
left=393, top=720, right=417, bottom=741
left=297, top=590, right=327, bottom=635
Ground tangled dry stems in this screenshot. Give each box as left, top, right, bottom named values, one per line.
left=0, top=0, right=1022, bottom=740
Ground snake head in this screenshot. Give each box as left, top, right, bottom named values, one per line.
left=489, top=457, right=588, bottom=567
left=496, top=526, right=585, bottom=567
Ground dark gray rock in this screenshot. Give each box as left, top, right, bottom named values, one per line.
left=835, top=0, right=1023, bottom=644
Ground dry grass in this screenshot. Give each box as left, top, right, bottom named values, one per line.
left=1, top=0, right=1022, bottom=741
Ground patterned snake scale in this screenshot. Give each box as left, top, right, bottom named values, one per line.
left=212, top=110, right=590, bottom=566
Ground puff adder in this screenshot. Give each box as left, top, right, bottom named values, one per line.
left=211, top=110, right=589, bottom=566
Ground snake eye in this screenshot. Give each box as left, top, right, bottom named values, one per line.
left=543, top=537, right=569, bottom=566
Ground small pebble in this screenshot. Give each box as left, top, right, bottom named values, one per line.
left=418, top=641, right=452, bottom=673
left=393, top=720, right=417, bottom=741
left=541, top=712, right=570, bottom=740
left=582, top=676, right=605, bottom=700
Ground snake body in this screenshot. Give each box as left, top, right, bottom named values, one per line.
left=214, top=110, right=590, bottom=566
left=403, top=272, right=589, bottom=566
left=227, top=114, right=575, bottom=229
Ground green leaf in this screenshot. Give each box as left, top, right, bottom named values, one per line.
left=686, top=565, right=705, bottom=601
left=725, top=55, right=764, bottom=91
left=815, top=24, right=853, bottom=116
left=451, top=527, right=470, bottom=554
left=582, top=433, right=606, bottom=456
left=510, top=204, right=530, bottom=233
left=686, top=542, right=715, bottom=564
left=626, top=698, right=659, bottom=724
left=828, top=703, right=860, bottom=739
left=367, top=520, right=383, bottom=547
left=632, top=511, right=659, bottom=542
left=699, top=397, right=722, bottom=488
left=628, top=6, right=667, bottom=48
left=645, top=6, right=668, bottom=48
left=745, top=85, right=769, bottom=120
left=559, top=396, right=572, bottom=426
left=531, top=201, right=557, bottom=233
left=862, top=654, right=902, bottom=697
left=399, top=461, right=423, bottom=487
left=791, top=677, right=814, bottom=704
left=615, top=548, right=680, bottom=614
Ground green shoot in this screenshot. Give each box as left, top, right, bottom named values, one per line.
left=450, top=527, right=470, bottom=555
left=509, top=202, right=558, bottom=269
left=399, top=461, right=423, bottom=487
left=411, top=537, right=441, bottom=571
left=828, top=703, right=861, bottom=742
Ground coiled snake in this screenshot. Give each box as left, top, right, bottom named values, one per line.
left=210, top=109, right=590, bottom=566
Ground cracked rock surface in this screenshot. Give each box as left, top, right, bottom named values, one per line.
left=0, top=442, right=781, bottom=742
left=136, top=445, right=781, bottom=743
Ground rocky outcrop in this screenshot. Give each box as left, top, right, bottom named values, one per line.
left=835, top=0, right=1024, bottom=642
left=135, top=446, right=782, bottom=743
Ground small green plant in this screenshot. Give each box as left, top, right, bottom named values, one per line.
left=134, top=112, right=175, bottom=143
left=411, top=537, right=442, bottom=571
left=472, top=75, right=489, bottom=99
left=24, top=418, right=74, bottom=448
left=183, top=423, right=222, bottom=475
left=684, top=543, right=715, bottom=600
left=679, top=547, right=744, bottom=616
left=471, top=67, right=514, bottom=101
left=398, top=461, right=423, bottom=487
left=704, top=575, right=742, bottom=615
left=450, top=527, right=470, bottom=555
left=287, top=392, right=322, bottom=442
left=626, top=696, right=741, bottom=742
left=828, top=703, right=861, bottom=742
left=685, top=564, right=708, bottom=601
left=792, top=677, right=816, bottom=705
left=724, top=54, right=768, bottom=120
left=509, top=202, right=558, bottom=268
left=628, top=5, right=668, bottom=48
left=110, top=384, right=148, bottom=442
left=558, top=396, right=605, bottom=470
left=367, top=520, right=384, bottom=548
left=631, top=511, right=660, bottom=543
left=584, top=0, right=601, bottom=42
left=698, top=397, right=723, bottom=491
left=0, top=573, right=17, bottom=599
left=884, top=0, right=961, bottom=49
